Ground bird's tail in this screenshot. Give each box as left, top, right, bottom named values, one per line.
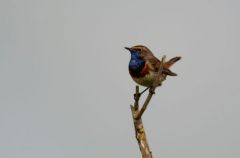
left=163, top=56, right=181, bottom=76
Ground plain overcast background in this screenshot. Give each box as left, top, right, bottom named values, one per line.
left=1, top=0, right=240, bottom=158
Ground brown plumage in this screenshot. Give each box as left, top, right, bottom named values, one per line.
left=130, top=45, right=181, bottom=75
left=126, top=45, right=181, bottom=87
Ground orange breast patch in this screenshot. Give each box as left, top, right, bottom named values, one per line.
left=140, top=63, right=150, bottom=77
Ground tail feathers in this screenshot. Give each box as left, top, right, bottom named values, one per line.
left=164, top=56, right=181, bottom=68
left=163, top=68, right=177, bottom=76
left=163, top=56, right=181, bottom=76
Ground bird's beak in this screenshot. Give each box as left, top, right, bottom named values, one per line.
left=124, top=47, right=132, bottom=52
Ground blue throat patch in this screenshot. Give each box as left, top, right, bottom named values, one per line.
left=129, top=51, right=145, bottom=73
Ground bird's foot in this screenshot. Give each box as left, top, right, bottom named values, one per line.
left=134, top=93, right=141, bottom=100
left=149, top=87, right=155, bottom=94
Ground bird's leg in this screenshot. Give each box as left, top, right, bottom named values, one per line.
left=134, top=87, right=149, bottom=100
left=140, top=87, right=149, bottom=95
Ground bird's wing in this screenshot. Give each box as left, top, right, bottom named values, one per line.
left=146, top=55, right=178, bottom=76
left=145, top=56, right=161, bottom=72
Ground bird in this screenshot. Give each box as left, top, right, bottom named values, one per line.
left=125, top=45, right=181, bottom=89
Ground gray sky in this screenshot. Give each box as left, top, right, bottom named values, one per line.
left=1, top=0, right=240, bottom=158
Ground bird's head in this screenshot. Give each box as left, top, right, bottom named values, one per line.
left=125, top=45, right=154, bottom=58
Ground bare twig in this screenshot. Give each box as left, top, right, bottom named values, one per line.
left=135, top=88, right=155, bottom=120
left=131, top=104, right=153, bottom=158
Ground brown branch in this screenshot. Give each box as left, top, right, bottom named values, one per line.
left=131, top=104, right=152, bottom=158
left=131, top=85, right=156, bottom=158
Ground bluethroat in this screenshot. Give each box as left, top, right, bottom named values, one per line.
left=125, top=45, right=181, bottom=89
